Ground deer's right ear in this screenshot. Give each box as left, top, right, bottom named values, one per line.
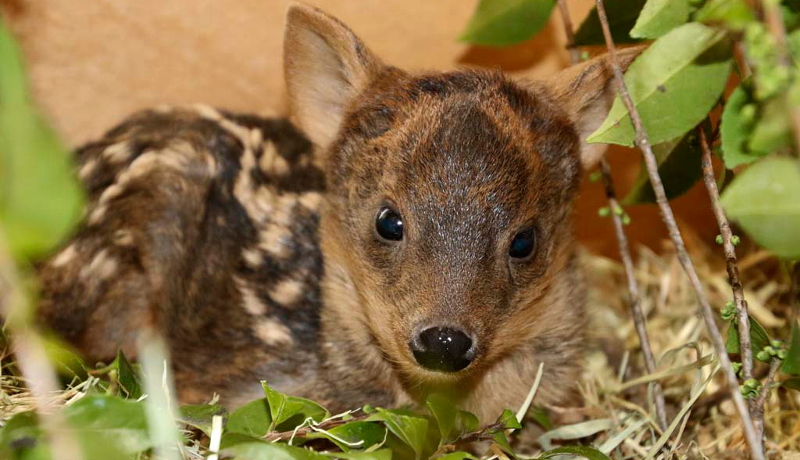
left=284, top=4, right=384, bottom=151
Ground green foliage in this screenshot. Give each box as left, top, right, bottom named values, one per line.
left=533, top=445, right=612, bottom=460
left=623, top=131, right=703, bottom=204
left=630, top=0, right=696, bottom=39
left=720, top=81, right=768, bottom=168
left=587, top=23, right=731, bottom=147
left=782, top=320, right=800, bottom=375
left=263, top=382, right=329, bottom=431
left=459, top=0, right=555, bottom=46
left=694, top=0, right=754, bottom=31
left=366, top=408, right=429, bottom=460
left=725, top=315, right=771, bottom=355
left=0, top=20, right=83, bottom=261
left=720, top=157, right=800, bottom=259
left=573, top=0, right=646, bottom=46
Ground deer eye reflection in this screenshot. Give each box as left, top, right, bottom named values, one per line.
left=375, top=207, right=403, bottom=241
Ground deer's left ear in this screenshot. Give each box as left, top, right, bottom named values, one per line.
left=546, top=46, right=644, bottom=169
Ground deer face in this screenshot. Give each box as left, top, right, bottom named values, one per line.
left=284, top=4, right=638, bottom=386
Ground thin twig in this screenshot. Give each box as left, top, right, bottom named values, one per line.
left=598, top=160, right=669, bottom=432
left=697, top=128, right=755, bottom=382
left=752, top=357, right=781, bottom=438
left=555, top=0, right=668, bottom=432
left=594, top=2, right=764, bottom=459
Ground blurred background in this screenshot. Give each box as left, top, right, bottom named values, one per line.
left=0, top=0, right=719, bottom=257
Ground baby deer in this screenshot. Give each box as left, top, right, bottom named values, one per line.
left=38, top=4, right=639, bottom=422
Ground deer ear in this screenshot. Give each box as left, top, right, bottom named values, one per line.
left=284, top=4, right=384, bottom=151
left=547, top=46, right=644, bottom=169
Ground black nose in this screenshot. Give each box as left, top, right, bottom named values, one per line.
left=410, top=327, right=475, bottom=372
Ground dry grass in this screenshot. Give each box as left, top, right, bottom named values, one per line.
left=0, top=234, right=798, bottom=459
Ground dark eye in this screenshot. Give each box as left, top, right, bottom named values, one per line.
left=376, top=207, right=403, bottom=241
left=509, top=228, right=537, bottom=259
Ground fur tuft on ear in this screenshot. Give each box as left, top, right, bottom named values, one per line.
left=546, top=46, right=645, bottom=170
left=284, top=3, right=384, bottom=151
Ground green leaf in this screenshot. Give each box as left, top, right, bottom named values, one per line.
left=366, top=408, right=429, bottom=460
left=62, top=395, right=152, bottom=454
left=720, top=157, right=800, bottom=259
left=747, top=97, right=792, bottom=154
left=725, top=315, right=772, bottom=355
left=329, top=450, right=393, bottom=460
left=0, top=412, right=47, bottom=460
left=309, top=422, right=387, bottom=452
left=227, top=398, right=273, bottom=438
left=781, top=320, right=800, bottom=375
left=263, top=382, right=329, bottom=431
left=529, top=406, right=552, bottom=431
left=0, top=20, right=84, bottom=261
left=438, top=453, right=479, bottom=460
left=537, top=445, right=612, bottom=460
left=694, top=0, right=755, bottom=31
left=587, top=23, right=732, bottom=147
left=425, top=394, right=457, bottom=444
left=623, top=131, right=703, bottom=204
left=459, top=0, right=556, bottom=46
left=178, top=403, right=226, bottom=436
left=630, top=0, right=695, bottom=39
left=220, top=433, right=329, bottom=460
left=110, top=350, right=143, bottom=399
left=574, top=0, right=646, bottom=46
left=782, top=376, right=800, bottom=390
left=720, top=82, right=767, bottom=168
left=491, top=431, right=516, bottom=458
left=497, top=409, right=522, bottom=430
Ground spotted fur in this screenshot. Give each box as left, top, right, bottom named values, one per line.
left=38, top=4, right=641, bottom=421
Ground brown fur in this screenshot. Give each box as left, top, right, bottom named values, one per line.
left=37, top=4, right=641, bottom=422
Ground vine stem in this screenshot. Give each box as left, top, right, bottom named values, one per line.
left=697, top=128, right=757, bottom=388
left=593, top=2, right=764, bottom=459
left=554, top=0, right=668, bottom=433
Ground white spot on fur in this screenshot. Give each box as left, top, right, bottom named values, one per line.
left=80, top=248, right=118, bottom=281
left=102, top=142, right=131, bottom=164
left=242, top=248, right=263, bottom=267
left=78, top=158, right=99, bottom=180
left=89, top=142, right=209, bottom=226
left=298, top=191, right=322, bottom=211
left=259, top=142, right=290, bottom=176
left=235, top=277, right=267, bottom=316
left=51, top=244, right=78, bottom=268
left=270, top=277, right=305, bottom=306
left=258, top=225, right=290, bottom=258
left=253, top=319, right=293, bottom=345
left=193, top=104, right=223, bottom=121
left=113, top=229, right=135, bottom=247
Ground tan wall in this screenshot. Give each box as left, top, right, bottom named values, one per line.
left=1, top=0, right=718, bottom=257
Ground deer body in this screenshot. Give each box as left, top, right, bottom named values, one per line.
left=38, top=4, right=639, bottom=422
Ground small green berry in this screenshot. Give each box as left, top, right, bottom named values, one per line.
left=731, top=235, right=741, bottom=246
left=589, top=171, right=602, bottom=183
left=580, top=51, right=590, bottom=61
left=362, top=404, right=375, bottom=414
left=744, top=378, right=760, bottom=389
left=598, top=207, right=610, bottom=217
left=740, top=104, right=757, bottom=123
left=716, top=234, right=724, bottom=245
left=771, top=339, right=782, bottom=348
left=778, top=349, right=789, bottom=360
left=613, top=205, right=624, bottom=216
left=740, top=385, right=752, bottom=396
left=756, top=350, right=771, bottom=362
left=621, top=214, right=632, bottom=226
left=765, top=346, right=777, bottom=356
left=731, top=362, right=743, bottom=375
